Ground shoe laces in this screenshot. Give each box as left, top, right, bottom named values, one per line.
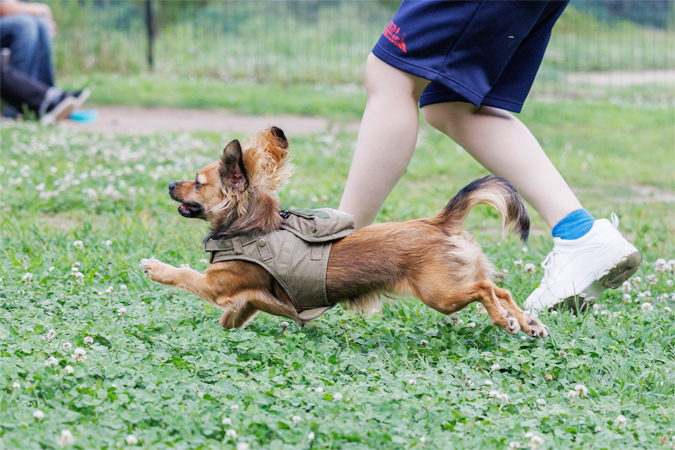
left=610, top=212, right=619, bottom=229
left=540, top=249, right=560, bottom=288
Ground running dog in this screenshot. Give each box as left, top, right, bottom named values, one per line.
left=140, top=127, right=547, bottom=338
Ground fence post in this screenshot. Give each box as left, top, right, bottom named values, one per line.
left=145, top=0, right=155, bottom=71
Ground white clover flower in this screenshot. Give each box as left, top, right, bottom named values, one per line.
left=646, top=274, right=658, bottom=285
left=118, top=307, right=127, bottom=316
left=621, top=281, right=631, bottom=293
left=529, top=435, right=544, bottom=449
left=524, top=263, right=536, bottom=274
left=475, top=304, right=487, bottom=315
left=368, top=353, right=378, bottom=360
left=632, top=276, right=642, bottom=285
left=558, top=351, right=568, bottom=358
left=466, top=322, right=476, bottom=328
left=567, top=390, right=578, bottom=400
left=594, top=425, right=602, bottom=432
left=575, top=384, right=589, bottom=398
left=280, top=321, right=289, bottom=330
left=514, top=259, right=523, bottom=267
left=17, top=289, right=25, bottom=295
left=12, top=381, right=20, bottom=390
left=524, top=432, right=534, bottom=439
left=58, top=429, right=75, bottom=447
left=614, top=414, right=627, bottom=427
left=420, top=339, right=429, bottom=346
left=509, top=442, right=521, bottom=449
left=73, top=240, right=84, bottom=249
left=105, top=240, right=113, bottom=246
left=484, top=380, right=493, bottom=386
left=333, top=393, right=343, bottom=401
left=622, top=294, right=632, bottom=304
left=125, top=435, right=138, bottom=445
left=613, top=311, right=622, bottom=318
left=197, top=391, right=204, bottom=399
left=63, top=342, right=72, bottom=351
left=71, top=348, right=86, bottom=363
left=84, top=336, right=94, bottom=345
left=236, top=443, right=250, bottom=450
left=292, top=415, right=301, bottom=424
left=105, top=286, right=114, bottom=295
left=231, top=404, right=239, bottom=412
left=308, top=432, right=315, bottom=441
left=226, top=429, right=237, bottom=438
left=120, top=284, right=128, bottom=290
left=489, top=390, right=500, bottom=398
left=64, top=365, right=74, bottom=374
left=665, top=307, right=672, bottom=314
left=22, top=272, right=33, bottom=284
left=46, top=356, right=59, bottom=366
left=315, top=387, right=324, bottom=393
left=536, top=398, right=546, bottom=407
left=640, top=302, right=653, bottom=314
left=655, top=259, right=670, bottom=273
left=33, top=409, right=45, bottom=421
left=222, top=417, right=232, bottom=425
left=491, top=363, right=501, bottom=371
left=408, top=379, right=417, bottom=385
left=47, top=329, right=57, bottom=340
left=499, top=393, right=509, bottom=402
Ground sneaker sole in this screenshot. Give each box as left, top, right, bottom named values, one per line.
left=560, top=250, right=642, bottom=311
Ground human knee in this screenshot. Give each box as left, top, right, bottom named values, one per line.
left=364, top=53, right=428, bottom=100
left=1, top=14, right=39, bottom=43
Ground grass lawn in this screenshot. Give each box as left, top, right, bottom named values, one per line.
left=0, top=98, right=674, bottom=449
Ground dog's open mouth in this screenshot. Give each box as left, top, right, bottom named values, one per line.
left=177, top=202, right=203, bottom=218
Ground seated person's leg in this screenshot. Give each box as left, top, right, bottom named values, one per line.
left=0, top=14, right=40, bottom=79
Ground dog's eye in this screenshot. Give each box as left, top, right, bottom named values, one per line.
left=195, top=178, right=200, bottom=188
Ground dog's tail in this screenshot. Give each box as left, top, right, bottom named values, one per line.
left=430, top=176, right=530, bottom=241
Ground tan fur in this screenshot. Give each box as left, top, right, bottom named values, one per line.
left=141, top=127, right=547, bottom=338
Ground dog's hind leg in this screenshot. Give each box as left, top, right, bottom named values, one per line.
left=219, top=299, right=259, bottom=329
left=416, top=280, right=521, bottom=335
left=493, top=286, right=548, bottom=338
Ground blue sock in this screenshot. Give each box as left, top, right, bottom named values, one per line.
left=552, top=209, right=596, bottom=240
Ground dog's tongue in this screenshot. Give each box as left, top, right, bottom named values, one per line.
left=178, top=203, right=193, bottom=214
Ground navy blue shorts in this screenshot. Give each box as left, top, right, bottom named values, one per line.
left=372, top=0, right=569, bottom=113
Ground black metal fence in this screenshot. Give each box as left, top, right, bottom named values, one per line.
left=51, top=0, right=675, bottom=100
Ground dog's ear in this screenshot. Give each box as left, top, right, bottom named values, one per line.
left=269, top=126, right=288, bottom=149
left=219, top=139, right=248, bottom=192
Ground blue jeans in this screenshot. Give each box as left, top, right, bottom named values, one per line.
left=0, top=14, right=55, bottom=86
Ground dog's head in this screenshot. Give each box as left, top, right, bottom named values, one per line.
left=168, top=126, right=293, bottom=238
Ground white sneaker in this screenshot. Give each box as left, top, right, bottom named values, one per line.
left=524, top=213, right=641, bottom=311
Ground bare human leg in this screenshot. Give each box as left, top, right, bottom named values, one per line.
left=339, top=53, right=430, bottom=230
left=422, top=102, right=582, bottom=229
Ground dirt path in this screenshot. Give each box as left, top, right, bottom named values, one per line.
left=567, top=70, right=675, bottom=86
left=60, top=105, right=361, bottom=136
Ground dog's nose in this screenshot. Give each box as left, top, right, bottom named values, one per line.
left=169, top=182, right=176, bottom=192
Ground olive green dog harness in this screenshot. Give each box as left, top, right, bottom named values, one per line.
left=204, top=208, right=355, bottom=320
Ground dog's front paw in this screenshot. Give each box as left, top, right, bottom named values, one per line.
left=140, top=258, right=169, bottom=283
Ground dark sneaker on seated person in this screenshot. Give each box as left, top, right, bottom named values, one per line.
left=40, top=93, right=76, bottom=125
